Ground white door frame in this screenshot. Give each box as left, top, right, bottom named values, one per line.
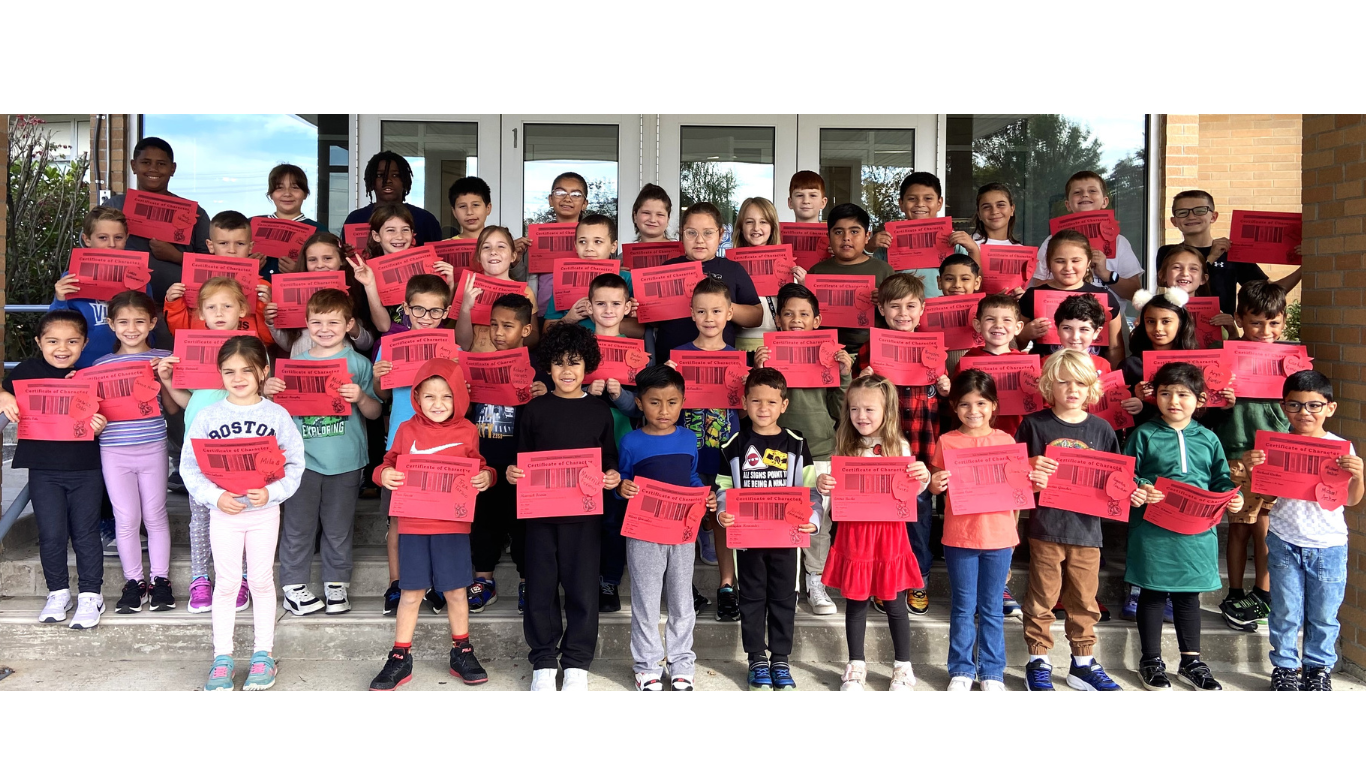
left=354, top=114, right=501, bottom=220
left=658, top=114, right=799, bottom=228
left=795, top=113, right=942, bottom=212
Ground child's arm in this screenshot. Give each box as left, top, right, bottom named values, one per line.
left=347, top=255, right=392, bottom=334
left=341, top=380, right=383, bottom=420
left=263, top=413, right=306, bottom=507
left=824, top=361, right=853, bottom=422
left=374, top=443, right=405, bottom=491
left=349, top=320, right=376, bottom=353
left=454, top=272, right=479, bottom=350
left=799, top=442, right=820, bottom=534
left=154, top=356, right=192, bottom=409
left=163, top=287, right=190, bottom=334
left=714, top=469, right=735, bottom=527
left=599, top=412, right=621, bottom=490
left=1105, top=314, right=1124, bottom=368
left=179, top=419, right=240, bottom=513
left=607, top=383, right=640, bottom=417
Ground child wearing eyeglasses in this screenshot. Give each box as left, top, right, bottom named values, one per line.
left=518, top=172, right=591, bottom=310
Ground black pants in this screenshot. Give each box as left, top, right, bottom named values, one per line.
left=524, top=517, right=601, bottom=670
left=1137, top=588, right=1202, bottom=662
left=846, top=591, right=911, bottom=662
left=737, top=547, right=798, bottom=661
left=469, top=469, right=524, bottom=576
left=599, top=493, right=627, bottom=585
left=29, top=469, right=105, bottom=594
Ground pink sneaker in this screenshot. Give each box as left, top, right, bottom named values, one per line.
left=236, top=578, right=251, bottom=612
left=188, top=577, right=212, bottom=614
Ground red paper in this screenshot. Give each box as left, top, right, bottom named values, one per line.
left=460, top=347, right=538, bottom=407
left=190, top=436, right=286, bottom=494
left=886, top=218, right=954, bottom=270
left=980, top=244, right=1037, bottom=294
left=632, top=262, right=706, bottom=323
left=379, top=329, right=459, bottom=390
left=1142, top=350, right=1233, bottom=408
left=342, top=223, right=370, bottom=253
left=1224, top=341, right=1311, bottom=400
left=451, top=269, right=528, bottom=325
left=369, top=245, right=440, bottom=306
left=181, top=253, right=259, bottom=311
left=1184, top=296, right=1224, bottom=349
left=957, top=354, right=1044, bottom=416
left=1228, top=211, right=1302, bottom=265
left=124, top=189, right=198, bottom=245
left=1087, top=370, right=1135, bottom=431
left=171, top=330, right=239, bottom=389
left=1049, top=210, right=1119, bottom=259
left=780, top=223, right=831, bottom=270
left=867, top=329, right=947, bottom=386
left=621, top=478, right=710, bottom=545
left=431, top=239, right=477, bottom=271
left=74, top=360, right=161, bottom=422
left=14, top=380, right=100, bottom=441
left=1250, top=431, right=1351, bottom=503
left=672, top=350, right=749, bottom=409
left=516, top=448, right=605, bottom=518
left=804, top=273, right=876, bottom=328
left=923, top=294, right=986, bottom=350
left=1037, top=446, right=1137, bottom=521
left=66, top=249, right=151, bottom=300
left=943, top=443, right=1036, bottom=515
left=250, top=217, right=314, bottom=260
left=830, top=455, right=919, bottom=521
left=273, top=358, right=352, bottom=417
left=270, top=271, right=348, bottom=328
left=1144, top=477, right=1238, bottom=535
left=389, top=454, right=481, bottom=521
left=762, top=330, right=841, bottom=388
left=725, top=487, right=812, bottom=548
left=553, top=258, right=620, bottom=310
left=527, top=223, right=579, bottom=273
left=1031, top=290, right=1086, bottom=345
left=584, top=336, right=649, bottom=385
left=727, top=244, right=796, bottom=296
left=621, top=241, right=684, bottom=270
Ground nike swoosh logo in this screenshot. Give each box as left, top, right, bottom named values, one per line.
left=410, top=440, right=463, bottom=455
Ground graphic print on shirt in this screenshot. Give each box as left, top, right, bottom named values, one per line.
left=300, top=415, right=346, bottom=440
left=410, top=440, right=464, bottom=455
left=685, top=408, right=735, bottom=453
left=474, top=403, right=516, bottom=440
left=1048, top=437, right=1092, bottom=451
left=738, top=441, right=791, bottom=487
left=205, top=420, right=278, bottom=440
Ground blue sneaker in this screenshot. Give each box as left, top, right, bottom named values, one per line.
left=698, top=528, right=718, bottom=566
left=770, top=662, right=796, bottom=690
left=1067, top=659, right=1121, bottom=691
left=1002, top=587, right=1022, bottom=618
left=242, top=651, right=277, bottom=691
left=205, top=655, right=235, bottom=691
left=747, top=661, right=773, bottom=691
left=517, top=581, right=526, bottom=614
left=1163, top=596, right=1174, bottom=623
left=1024, top=658, right=1054, bottom=691
left=468, top=577, right=497, bottom=613
left=1122, top=585, right=1140, bottom=622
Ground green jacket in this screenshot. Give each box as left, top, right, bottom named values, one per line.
left=1203, top=399, right=1289, bottom=462
left=777, top=368, right=851, bottom=462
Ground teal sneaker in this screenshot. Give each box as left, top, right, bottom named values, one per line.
left=242, top=651, right=277, bottom=691
left=205, top=655, right=235, bottom=691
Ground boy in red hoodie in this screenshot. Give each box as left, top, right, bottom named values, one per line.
left=368, top=358, right=495, bottom=690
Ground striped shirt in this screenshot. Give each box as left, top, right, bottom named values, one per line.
left=91, top=350, right=171, bottom=447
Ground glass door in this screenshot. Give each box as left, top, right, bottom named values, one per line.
left=796, top=114, right=941, bottom=229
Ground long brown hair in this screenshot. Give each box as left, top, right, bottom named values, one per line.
left=971, top=183, right=1020, bottom=244
left=106, top=290, right=159, bottom=354
left=367, top=203, right=415, bottom=258
left=216, top=335, right=270, bottom=394
left=834, top=375, right=906, bottom=458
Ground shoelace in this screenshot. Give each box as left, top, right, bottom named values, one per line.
left=1027, top=664, right=1051, bottom=685
left=1085, top=664, right=1116, bottom=685
left=250, top=662, right=268, bottom=676
left=210, top=665, right=230, bottom=679
left=600, top=583, right=615, bottom=595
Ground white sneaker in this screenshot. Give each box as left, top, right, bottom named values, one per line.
left=39, top=589, right=73, bottom=623
left=281, top=584, right=324, bottom=616
left=840, top=660, right=867, bottom=691
left=530, top=668, right=557, bottom=691
left=947, top=675, right=974, bottom=691
left=324, top=582, right=350, bottom=614
left=670, top=673, right=695, bottom=691
left=561, top=667, right=589, bottom=692
left=890, top=661, right=917, bottom=691
left=807, top=574, right=837, bottom=616
left=634, top=671, right=664, bottom=691
left=69, top=592, right=105, bottom=629
left=981, top=679, right=1007, bottom=692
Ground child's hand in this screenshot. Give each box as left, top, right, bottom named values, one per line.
left=1025, top=317, right=1051, bottom=339
left=147, top=239, right=180, bottom=264
left=816, top=472, right=836, bottom=494
left=718, top=511, right=735, bottom=527
left=263, top=302, right=278, bottom=327
left=664, top=359, right=678, bottom=370
left=619, top=478, right=639, bottom=498
left=165, top=283, right=186, bottom=303
left=869, top=230, right=892, bottom=252
left=935, top=374, right=951, bottom=396
left=908, top=461, right=930, bottom=486
left=0, top=391, right=19, bottom=423
left=277, top=254, right=298, bottom=274
left=380, top=467, right=404, bottom=490
left=752, top=346, right=771, bottom=368
left=1218, top=387, right=1236, bottom=407
left=1028, top=468, right=1049, bottom=488
left=603, top=470, right=621, bottom=490
left=433, top=260, right=456, bottom=288
left=246, top=488, right=270, bottom=507
left=929, top=470, right=950, bottom=495
left=513, top=236, right=531, bottom=256
left=1209, top=237, right=1231, bottom=260
left=529, top=381, right=548, bottom=397
left=372, top=360, right=393, bottom=379
left=707, top=490, right=717, bottom=511
left=505, top=465, right=524, bottom=485
left=89, top=414, right=108, bottom=436
left=1135, top=381, right=1154, bottom=401
left=262, top=377, right=287, bottom=397
left=54, top=274, right=81, bottom=301
left=605, top=378, right=622, bottom=398
left=1121, top=397, right=1144, bottom=415
left=256, top=283, right=272, bottom=307
left=217, top=492, right=246, bottom=514
left=1010, top=286, right=1026, bottom=299
left=568, top=298, right=592, bottom=321
left=587, top=379, right=607, bottom=396
left=792, top=265, right=808, bottom=284
left=338, top=382, right=363, bottom=403
left=1089, top=249, right=1113, bottom=283
left=1029, top=455, right=1058, bottom=476
left=1241, top=449, right=1266, bottom=468
left=347, top=255, right=375, bottom=287
left=1227, top=493, right=1245, bottom=516
left=1211, top=312, right=1237, bottom=329
left=625, top=298, right=639, bottom=318
left=461, top=272, right=481, bottom=310
left=835, top=350, right=853, bottom=375
left=858, top=365, right=875, bottom=379
left=949, top=230, right=978, bottom=255
left=156, top=356, right=178, bottom=384
left=470, top=469, right=493, bottom=492
left=797, top=523, right=817, bottom=533
left=1132, top=483, right=1157, bottom=508
left=1339, top=454, right=1364, bottom=482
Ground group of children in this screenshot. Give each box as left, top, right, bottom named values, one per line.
left=3, top=136, right=1352, bottom=694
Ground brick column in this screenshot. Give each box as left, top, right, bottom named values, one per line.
left=90, top=114, right=134, bottom=204
left=1163, top=114, right=1200, bottom=245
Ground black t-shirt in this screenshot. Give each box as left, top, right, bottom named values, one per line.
left=1156, top=243, right=1267, bottom=316
left=516, top=391, right=620, bottom=524
left=651, top=256, right=760, bottom=365
left=3, top=357, right=102, bottom=471
left=1019, top=282, right=1123, bottom=355
left=1014, top=409, right=1120, bottom=548
left=716, top=423, right=815, bottom=489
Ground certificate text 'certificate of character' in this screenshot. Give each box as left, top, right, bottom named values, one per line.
left=1250, top=430, right=1351, bottom=504
left=725, top=487, right=811, bottom=549
left=868, top=329, right=947, bottom=387
left=273, top=358, right=352, bottom=417
left=622, top=478, right=710, bottom=545
left=171, top=330, right=239, bottom=390
left=390, top=454, right=481, bottom=522
left=14, top=379, right=100, bottom=441
left=762, top=329, right=841, bottom=388
left=886, top=218, right=954, bottom=270
left=956, top=354, right=1043, bottom=416
left=516, top=448, right=604, bottom=519
left=1037, top=445, right=1136, bottom=521
left=1144, top=477, right=1238, bottom=535
left=672, top=350, right=748, bottom=409
left=830, top=455, right=919, bottom=521
left=944, top=443, right=1035, bottom=515
left=270, top=271, right=348, bottom=329
left=459, top=347, right=537, bottom=407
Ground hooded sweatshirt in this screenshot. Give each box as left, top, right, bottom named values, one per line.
left=374, top=358, right=490, bottom=536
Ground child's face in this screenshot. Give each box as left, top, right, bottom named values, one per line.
left=589, top=286, right=629, bottom=330
left=955, top=391, right=997, bottom=431
left=681, top=213, right=721, bottom=261
left=691, top=292, right=733, bottom=339
left=1159, top=252, right=1207, bottom=294
left=305, top=243, right=343, bottom=272
left=777, top=298, right=820, bottom=332
left=1283, top=389, right=1337, bottom=436
left=744, top=384, right=789, bottom=429
left=879, top=294, right=924, bottom=332
left=550, top=179, right=588, bottom=221
left=1236, top=311, right=1285, bottom=343
left=306, top=309, right=354, bottom=349
left=549, top=354, right=586, bottom=395
left=1171, top=198, right=1217, bottom=237
left=220, top=354, right=265, bottom=400
left=131, top=147, right=174, bottom=194
left=270, top=174, right=307, bottom=213
left=973, top=308, right=1023, bottom=349
left=478, top=233, right=516, bottom=276
left=487, top=306, right=530, bottom=350
left=938, top=264, right=981, bottom=296
left=1057, top=318, right=1099, bottom=353
left=899, top=184, right=942, bottom=219
left=208, top=226, right=253, bottom=259
left=846, top=387, right=885, bottom=437
left=36, top=321, right=86, bottom=368
left=403, top=291, right=449, bottom=330
left=977, top=191, right=1014, bottom=234
left=1065, top=179, right=1109, bottom=212
left=575, top=223, right=616, bottom=260
left=416, top=377, right=455, bottom=422
left=108, top=308, right=156, bottom=349
left=637, top=384, right=683, bottom=433
left=739, top=205, right=772, bottom=247
left=1143, top=307, right=1181, bottom=349
left=82, top=220, right=128, bottom=250
left=634, top=199, right=670, bottom=240
left=1047, top=244, right=1089, bottom=287
left=1048, top=374, right=1088, bottom=413
left=451, top=193, right=490, bottom=234
left=828, top=217, right=869, bottom=262
left=373, top=160, right=406, bottom=204
left=788, top=188, right=827, bottom=221
left=199, top=289, right=247, bottom=330
left=374, top=217, right=413, bottom=254
left=1156, top=383, right=1201, bottom=425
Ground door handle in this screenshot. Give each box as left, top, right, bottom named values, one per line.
left=513, top=127, right=518, bottom=149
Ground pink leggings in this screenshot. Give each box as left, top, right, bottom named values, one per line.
left=101, top=443, right=171, bottom=582
left=210, top=505, right=280, bottom=656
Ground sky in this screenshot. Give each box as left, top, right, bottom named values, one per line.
left=1063, top=114, right=1147, bottom=168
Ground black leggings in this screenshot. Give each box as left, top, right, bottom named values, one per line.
left=845, top=592, right=911, bottom=662
left=1137, top=589, right=1201, bottom=662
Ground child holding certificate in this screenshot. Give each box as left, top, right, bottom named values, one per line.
left=49, top=206, right=139, bottom=367
left=163, top=211, right=275, bottom=349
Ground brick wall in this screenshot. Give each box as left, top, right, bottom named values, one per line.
left=90, top=114, right=134, bottom=204
left=1300, top=113, right=1366, bottom=679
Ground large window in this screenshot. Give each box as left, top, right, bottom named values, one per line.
left=382, top=120, right=478, bottom=239
left=522, top=123, right=618, bottom=229
left=819, top=128, right=915, bottom=232
left=679, top=125, right=776, bottom=241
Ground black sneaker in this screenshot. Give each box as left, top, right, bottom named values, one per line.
left=1270, top=666, right=1302, bottom=691
left=1302, top=666, right=1332, bottom=691
left=116, top=579, right=148, bottom=614
left=450, top=643, right=489, bottom=685
left=517, top=581, right=526, bottom=614
left=599, top=582, right=621, bottom=613
left=692, top=584, right=710, bottom=614
left=167, top=470, right=187, bottom=494
left=149, top=576, right=175, bottom=611
left=1139, top=659, right=1170, bottom=691
left=369, top=650, right=413, bottom=691
left=715, top=584, right=740, bottom=622
left=1178, top=660, right=1223, bottom=691
left=383, top=581, right=401, bottom=616
left=426, top=588, right=447, bottom=614
left=1219, top=594, right=1260, bottom=632
left=872, top=597, right=887, bottom=614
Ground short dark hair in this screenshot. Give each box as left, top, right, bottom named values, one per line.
left=448, top=176, right=492, bottom=207
left=777, top=282, right=819, bottom=317
left=1066, top=171, right=1109, bottom=197
left=1284, top=370, right=1333, bottom=402
left=405, top=274, right=451, bottom=306
left=1236, top=280, right=1288, bottom=319
left=538, top=321, right=601, bottom=374
left=551, top=172, right=588, bottom=193
left=1172, top=189, right=1215, bottom=210
left=692, top=276, right=731, bottom=304
left=588, top=273, right=629, bottom=301
left=210, top=210, right=251, bottom=233
left=939, top=252, right=980, bottom=276
left=37, top=308, right=87, bottom=339
left=268, top=164, right=310, bottom=198
left=899, top=171, right=942, bottom=199
left=681, top=201, right=724, bottom=231
left=363, top=151, right=412, bottom=197
left=789, top=170, right=825, bottom=196
left=826, top=203, right=870, bottom=233
left=634, top=364, right=685, bottom=399
left=745, top=366, right=788, bottom=399
left=976, top=293, right=1019, bottom=320
left=1131, top=292, right=1197, bottom=354
left=1054, top=293, right=1106, bottom=330
left=1152, top=362, right=1206, bottom=401
left=949, top=368, right=999, bottom=412
left=490, top=293, right=533, bottom=325
left=578, top=213, right=617, bottom=243
left=133, top=136, right=173, bottom=162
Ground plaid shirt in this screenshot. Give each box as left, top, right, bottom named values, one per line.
left=858, top=341, right=940, bottom=464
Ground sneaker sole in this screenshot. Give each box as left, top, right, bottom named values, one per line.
left=282, top=600, right=326, bottom=616
left=39, top=615, right=67, bottom=624
left=115, top=601, right=145, bottom=615
left=1066, top=675, right=1118, bottom=692
left=450, top=668, right=489, bottom=685
left=468, top=594, right=498, bottom=613
left=149, top=601, right=177, bottom=612
left=369, top=674, right=412, bottom=691
left=186, top=604, right=212, bottom=614
left=714, top=613, right=740, bottom=622
left=1141, top=679, right=1172, bottom=691
left=748, top=684, right=773, bottom=691
left=1221, top=613, right=1260, bottom=632
left=242, top=677, right=277, bottom=692
left=810, top=602, right=837, bottom=616
left=325, top=603, right=351, bottom=615
left=1177, top=674, right=1220, bottom=691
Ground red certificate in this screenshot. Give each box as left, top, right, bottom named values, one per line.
left=1037, top=446, right=1137, bottom=521
left=1087, top=369, right=1135, bottom=431
left=725, top=487, right=811, bottom=549
left=672, top=350, right=748, bottom=409
left=124, top=189, right=198, bottom=245
left=1144, top=477, right=1238, bottom=535
left=1142, top=349, right=1233, bottom=408
left=190, top=436, right=286, bottom=495
left=389, top=455, right=481, bottom=522
left=1224, top=341, right=1311, bottom=400
left=74, top=360, right=161, bottom=422
left=727, top=244, right=795, bottom=296
left=867, top=329, right=947, bottom=387
left=14, top=380, right=100, bottom=441
left=270, top=271, right=348, bottom=328
left=1229, top=211, right=1302, bottom=265
left=431, top=239, right=477, bottom=271
left=527, top=223, right=578, bottom=273
left=516, top=448, right=605, bottom=519
left=633, top=261, right=705, bottom=323
left=622, top=241, right=683, bottom=270
left=584, top=336, right=650, bottom=385
left=886, top=218, right=954, bottom=270
left=1049, top=210, right=1119, bottom=258
left=451, top=270, right=528, bottom=325
left=1031, top=290, right=1086, bottom=345
left=379, top=329, right=458, bottom=390
left=1250, top=431, right=1351, bottom=503
left=1184, top=296, right=1224, bottom=349
left=923, top=294, right=985, bottom=350
left=830, top=455, right=920, bottom=522
left=460, top=347, right=538, bottom=407
left=553, top=258, right=620, bottom=310
left=342, top=223, right=370, bottom=253
left=980, top=244, right=1037, bottom=294
left=804, top=273, right=876, bottom=328
left=621, top=478, right=710, bottom=545
left=957, top=354, right=1044, bottom=416
left=762, top=330, right=841, bottom=388
left=780, top=223, right=830, bottom=270
left=182, top=253, right=259, bottom=311
left=171, top=330, right=238, bottom=389
left=369, top=245, right=440, bottom=306
left=273, top=358, right=352, bottom=417
left=66, top=248, right=151, bottom=300
left=249, top=217, right=314, bottom=260
left=943, top=443, right=1036, bottom=515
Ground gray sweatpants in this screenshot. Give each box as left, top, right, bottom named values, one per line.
left=627, top=538, right=697, bottom=676
left=278, top=468, right=364, bottom=585
left=803, top=459, right=833, bottom=575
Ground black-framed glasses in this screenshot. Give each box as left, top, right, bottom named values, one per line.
left=406, top=306, right=447, bottom=319
left=1282, top=400, right=1328, bottom=413
left=1173, top=206, right=1213, bottom=219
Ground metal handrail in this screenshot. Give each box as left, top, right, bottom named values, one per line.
left=4, top=303, right=54, bottom=370
left=0, top=414, right=32, bottom=544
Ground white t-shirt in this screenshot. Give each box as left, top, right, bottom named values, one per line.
left=1031, top=233, right=1144, bottom=285
left=1268, top=432, right=1354, bottom=549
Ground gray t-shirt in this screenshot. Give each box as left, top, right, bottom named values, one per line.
left=1015, top=409, right=1121, bottom=548
left=104, top=192, right=211, bottom=301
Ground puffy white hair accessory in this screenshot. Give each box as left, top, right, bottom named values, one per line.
left=1131, top=286, right=1188, bottom=313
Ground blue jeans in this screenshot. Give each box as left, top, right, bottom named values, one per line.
left=943, top=545, right=1013, bottom=682
left=1267, top=531, right=1347, bottom=670
left=905, top=489, right=934, bottom=580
